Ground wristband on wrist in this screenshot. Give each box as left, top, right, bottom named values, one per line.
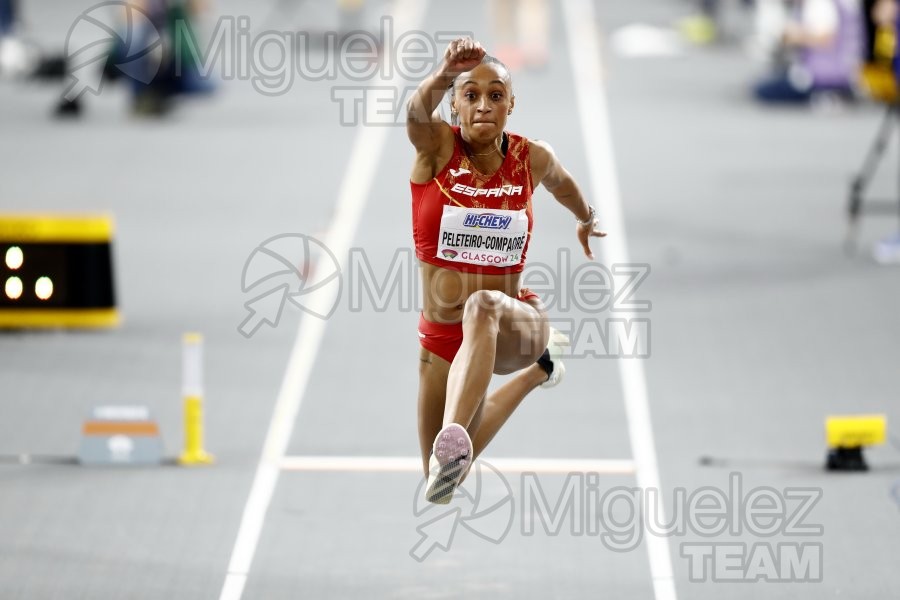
left=576, top=205, right=595, bottom=227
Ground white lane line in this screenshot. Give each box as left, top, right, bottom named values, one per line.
left=218, top=3, right=426, bottom=599
left=561, top=2, right=677, bottom=600
left=279, top=455, right=636, bottom=474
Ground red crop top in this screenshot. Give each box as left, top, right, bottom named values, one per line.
left=411, top=126, right=534, bottom=275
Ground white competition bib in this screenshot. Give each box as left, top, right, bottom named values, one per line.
left=436, top=205, right=529, bottom=267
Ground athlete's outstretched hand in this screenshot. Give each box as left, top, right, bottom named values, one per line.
left=443, top=38, right=486, bottom=76
left=577, top=217, right=607, bottom=260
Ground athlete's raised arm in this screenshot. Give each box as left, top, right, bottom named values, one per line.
left=531, top=139, right=607, bottom=259
left=406, top=38, right=485, bottom=167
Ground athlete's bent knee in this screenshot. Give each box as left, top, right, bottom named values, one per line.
left=462, top=290, right=505, bottom=329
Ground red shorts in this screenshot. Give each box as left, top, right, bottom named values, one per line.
left=518, top=289, right=540, bottom=302
left=418, top=313, right=464, bottom=364
left=417, top=289, right=541, bottom=364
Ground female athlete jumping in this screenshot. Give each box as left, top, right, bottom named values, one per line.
left=407, top=38, right=605, bottom=503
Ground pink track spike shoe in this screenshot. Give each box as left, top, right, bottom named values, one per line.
left=424, top=423, right=473, bottom=504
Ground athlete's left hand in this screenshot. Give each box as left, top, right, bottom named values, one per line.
left=577, top=219, right=607, bottom=260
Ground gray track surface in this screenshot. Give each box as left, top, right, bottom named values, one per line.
left=1, top=0, right=899, bottom=599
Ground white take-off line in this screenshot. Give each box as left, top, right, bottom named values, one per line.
left=561, top=2, right=677, bottom=600
left=279, top=455, right=636, bottom=474
left=217, top=2, right=426, bottom=599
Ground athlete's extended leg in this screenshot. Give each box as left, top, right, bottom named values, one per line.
left=425, top=291, right=548, bottom=502
left=428, top=352, right=549, bottom=470
left=425, top=292, right=552, bottom=502
left=417, top=347, right=450, bottom=476
left=443, top=290, right=549, bottom=430
left=417, top=345, right=536, bottom=477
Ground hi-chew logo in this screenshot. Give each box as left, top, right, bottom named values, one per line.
left=463, top=213, right=513, bottom=230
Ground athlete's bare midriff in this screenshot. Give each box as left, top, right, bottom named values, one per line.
left=420, top=261, right=522, bottom=324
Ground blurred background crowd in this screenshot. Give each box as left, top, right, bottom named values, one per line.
left=676, top=0, right=900, bottom=261
left=2, top=0, right=898, bottom=112
left=679, top=0, right=897, bottom=108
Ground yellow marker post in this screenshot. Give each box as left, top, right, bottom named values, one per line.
left=825, top=414, right=887, bottom=471
left=179, top=333, right=214, bottom=466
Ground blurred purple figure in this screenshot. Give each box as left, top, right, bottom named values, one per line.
left=753, top=0, right=862, bottom=104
